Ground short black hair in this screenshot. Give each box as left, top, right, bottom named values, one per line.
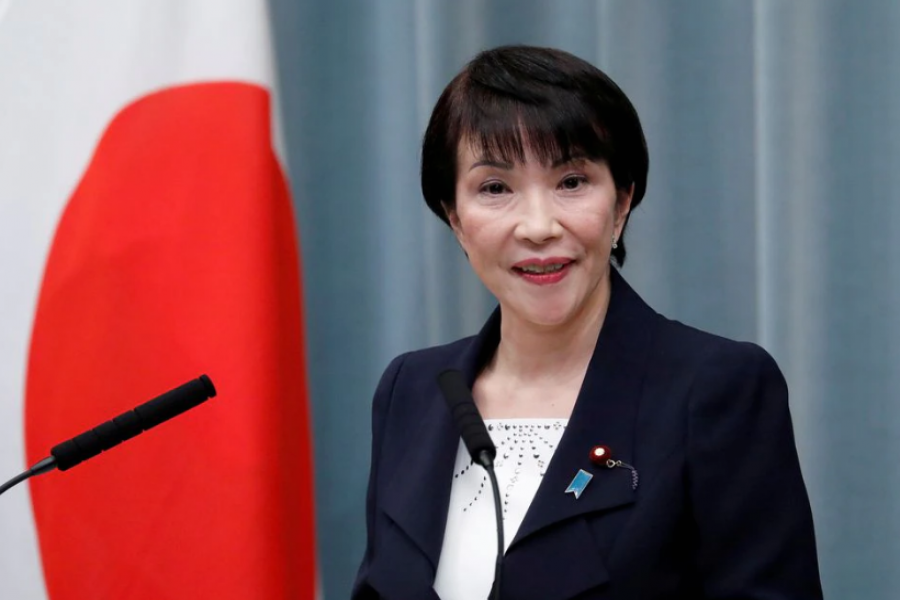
left=421, top=45, right=649, bottom=265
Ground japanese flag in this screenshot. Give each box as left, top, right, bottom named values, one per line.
left=0, top=1, right=317, bottom=598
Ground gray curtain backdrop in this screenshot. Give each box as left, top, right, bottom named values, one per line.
left=270, top=1, right=900, bottom=598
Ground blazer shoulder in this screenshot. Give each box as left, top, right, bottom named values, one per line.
left=372, top=334, right=479, bottom=412
left=653, top=315, right=780, bottom=377
left=382, top=335, right=477, bottom=380
left=405, top=334, right=477, bottom=364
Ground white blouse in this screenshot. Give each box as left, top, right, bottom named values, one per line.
left=433, top=418, right=568, bottom=600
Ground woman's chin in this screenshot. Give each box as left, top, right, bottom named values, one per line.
left=506, top=301, right=579, bottom=329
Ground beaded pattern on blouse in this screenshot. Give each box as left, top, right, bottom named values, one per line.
left=452, top=419, right=567, bottom=518
left=434, top=419, right=568, bottom=600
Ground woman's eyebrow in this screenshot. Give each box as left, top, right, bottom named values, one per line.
left=468, top=159, right=514, bottom=171
left=552, top=154, right=588, bottom=168
left=467, top=155, right=590, bottom=171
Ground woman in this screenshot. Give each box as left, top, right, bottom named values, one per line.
left=353, top=45, right=822, bottom=600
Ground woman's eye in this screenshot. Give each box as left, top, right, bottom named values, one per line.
left=560, top=175, right=587, bottom=190
left=481, top=181, right=508, bottom=195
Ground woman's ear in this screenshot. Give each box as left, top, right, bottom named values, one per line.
left=443, top=202, right=463, bottom=236
left=615, top=183, right=634, bottom=236
left=442, top=202, right=469, bottom=257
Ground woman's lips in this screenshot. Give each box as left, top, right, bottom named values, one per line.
left=511, top=260, right=573, bottom=285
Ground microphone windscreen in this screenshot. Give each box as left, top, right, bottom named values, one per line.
left=437, top=369, right=496, bottom=464
left=136, top=374, right=216, bottom=429
left=51, top=375, right=216, bottom=471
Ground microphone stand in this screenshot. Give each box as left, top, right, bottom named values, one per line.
left=0, top=457, right=57, bottom=497
left=478, top=450, right=504, bottom=600
left=438, top=369, right=505, bottom=599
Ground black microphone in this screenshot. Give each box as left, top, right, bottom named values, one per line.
left=0, top=375, right=216, bottom=496
left=51, top=374, right=216, bottom=470
left=437, top=369, right=496, bottom=468
left=437, top=369, right=503, bottom=600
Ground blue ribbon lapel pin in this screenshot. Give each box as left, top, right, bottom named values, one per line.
left=565, top=469, right=593, bottom=499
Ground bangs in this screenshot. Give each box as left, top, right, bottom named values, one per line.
left=454, top=83, right=614, bottom=167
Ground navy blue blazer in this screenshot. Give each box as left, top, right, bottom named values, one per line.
left=353, top=269, right=822, bottom=599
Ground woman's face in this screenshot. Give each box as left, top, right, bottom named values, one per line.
left=449, top=141, right=632, bottom=329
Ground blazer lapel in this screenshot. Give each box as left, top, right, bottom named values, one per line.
left=371, top=389, right=455, bottom=600
left=379, top=397, right=458, bottom=573
left=379, top=310, right=502, bottom=574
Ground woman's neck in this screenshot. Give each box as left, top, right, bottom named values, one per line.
left=491, top=274, right=611, bottom=383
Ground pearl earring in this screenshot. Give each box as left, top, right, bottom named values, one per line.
left=612, top=236, right=618, bottom=250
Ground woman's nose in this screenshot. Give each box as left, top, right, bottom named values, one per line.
left=513, top=190, right=563, bottom=244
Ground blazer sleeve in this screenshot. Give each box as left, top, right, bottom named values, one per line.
left=686, top=342, right=823, bottom=599
left=351, top=353, right=408, bottom=600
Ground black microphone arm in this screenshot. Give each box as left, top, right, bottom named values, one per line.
left=0, top=375, right=216, bottom=497
left=437, top=369, right=503, bottom=600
